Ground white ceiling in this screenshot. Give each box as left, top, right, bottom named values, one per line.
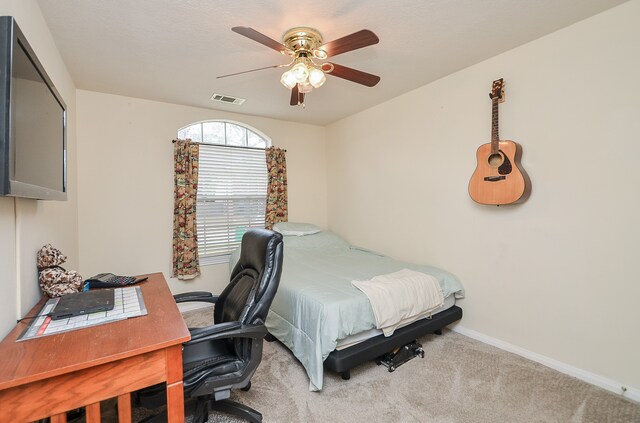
left=37, top=0, right=627, bottom=126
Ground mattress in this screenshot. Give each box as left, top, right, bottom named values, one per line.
left=335, top=294, right=456, bottom=351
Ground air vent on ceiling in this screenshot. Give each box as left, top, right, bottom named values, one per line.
left=210, top=93, right=245, bottom=105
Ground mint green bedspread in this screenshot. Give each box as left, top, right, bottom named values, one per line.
left=230, top=231, right=464, bottom=391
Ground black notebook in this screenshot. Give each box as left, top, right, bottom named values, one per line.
left=50, top=289, right=115, bottom=320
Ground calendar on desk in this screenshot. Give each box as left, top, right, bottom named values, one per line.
left=18, top=286, right=147, bottom=341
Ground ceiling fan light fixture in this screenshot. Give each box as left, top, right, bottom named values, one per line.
left=308, top=67, right=326, bottom=88
left=280, top=70, right=297, bottom=89
left=290, top=62, right=309, bottom=83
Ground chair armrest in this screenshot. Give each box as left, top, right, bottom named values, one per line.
left=173, top=291, right=219, bottom=304
left=186, top=322, right=268, bottom=345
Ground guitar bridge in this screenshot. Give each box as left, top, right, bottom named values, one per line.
left=484, top=175, right=506, bottom=182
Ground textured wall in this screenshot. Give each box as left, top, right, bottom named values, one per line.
left=326, top=1, right=640, bottom=393
left=0, top=0, right=78, bottom=339
left=76, top=90, right=327, bottom=295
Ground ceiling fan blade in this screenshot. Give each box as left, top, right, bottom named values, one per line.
left=290, top=85, right=299, bottom=105
left=232, top=27, right=292, bottom=55
left=319, top=29, right=379, bottom=58
left=217, top=64, right=287, bottom=79
left=325, top=63, right=380, bottom=87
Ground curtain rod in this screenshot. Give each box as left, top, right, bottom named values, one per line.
left=172, top=139, right=285, bottom=152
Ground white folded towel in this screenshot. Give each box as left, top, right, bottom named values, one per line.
left=352, top=268, right=444, bottom=336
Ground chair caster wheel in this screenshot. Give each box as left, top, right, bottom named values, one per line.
left=375, top=359, right=382, bottom=365
left=241, top=381, right=251, bottom=392
left=388, top=365, right=395, bottom=372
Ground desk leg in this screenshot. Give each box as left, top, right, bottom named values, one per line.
left=166, top=345, right=185, bottom=423
left=85, top=402, right=101, bottom=423
left=51, top=414, right=67, bottom=423
left=118, top=392, right=132, bottom=422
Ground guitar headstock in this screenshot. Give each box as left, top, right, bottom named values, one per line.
left=489, top=78, right=505, bottom=102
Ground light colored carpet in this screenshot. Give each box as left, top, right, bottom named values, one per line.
left=181, top=307, right=640, bottom=423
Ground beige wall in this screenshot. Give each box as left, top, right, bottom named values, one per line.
left=327, top=1, right=640, bottom=392
left=76, top=90, right=326, bottom=295
left=0, top=0, right=78, bottom=338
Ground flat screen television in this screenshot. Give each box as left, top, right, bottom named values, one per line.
left=0, top=16, right=67, bottom=200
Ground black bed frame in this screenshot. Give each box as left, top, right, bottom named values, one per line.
left=265, top=305, right=462, bottom=381
left=323, top=305, right=463, bottom=380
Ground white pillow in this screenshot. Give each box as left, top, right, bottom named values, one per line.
left=273, top=222, right=322, bottom=236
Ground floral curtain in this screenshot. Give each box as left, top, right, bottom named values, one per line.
left=265, top=146, right=288, bottom=230
left=172, top=139, right=200, bottom=279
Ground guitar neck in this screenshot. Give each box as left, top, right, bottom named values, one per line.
left=491, top=97, right=499, bottom=154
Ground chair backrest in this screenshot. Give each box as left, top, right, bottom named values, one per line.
left=215, top=229, right=283, bottom=327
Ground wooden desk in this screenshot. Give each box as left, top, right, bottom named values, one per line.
left=0, top=272, right=191, bottom=422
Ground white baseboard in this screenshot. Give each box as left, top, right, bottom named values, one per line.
left=450, top=324, right=640, bottom=403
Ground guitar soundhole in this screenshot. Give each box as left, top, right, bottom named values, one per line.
left=487, top=153, right=503, bottom=167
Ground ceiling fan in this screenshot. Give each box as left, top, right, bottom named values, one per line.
left=218, top=26, right=381, bottom=107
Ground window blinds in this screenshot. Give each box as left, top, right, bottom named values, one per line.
left=197, top=144, right=267, bottom=264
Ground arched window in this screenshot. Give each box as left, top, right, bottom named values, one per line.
left=178, top=120, right=271, bottom=265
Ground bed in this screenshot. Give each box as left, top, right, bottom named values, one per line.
left=230, top=225, right=464, bottom=391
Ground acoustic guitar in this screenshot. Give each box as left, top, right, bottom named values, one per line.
left=468, top=78, right=530, bottom=205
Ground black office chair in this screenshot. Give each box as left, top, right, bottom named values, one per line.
left=136, top=228, right=283, bottom=423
